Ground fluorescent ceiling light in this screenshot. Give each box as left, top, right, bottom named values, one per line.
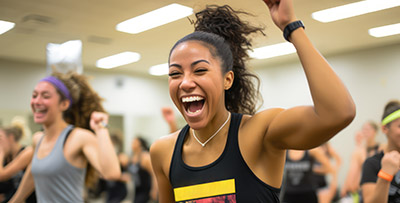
left=312, top=0, right=400, bottom=23
left=249, top=42, right=296, bottom=59
left=149, top=63, right=169, bottom=76
left=369, top=23, right=400, bottom=38
left=96, top=52, right=140, bottom=69
left=116, top=3, right=193, bottom=34
left=0, top=20, right=15, bottom=35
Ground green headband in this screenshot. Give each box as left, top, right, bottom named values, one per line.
left=382, top=109, right=400, bottom=126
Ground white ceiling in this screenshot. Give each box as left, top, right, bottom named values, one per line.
left=0, top=0, right=399, bottom=78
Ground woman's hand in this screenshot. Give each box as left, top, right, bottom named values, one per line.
left=381, top=151, right=400, bottom=176
left=90, top=111, right=109, bottom=132
left=161, top=107, right=175, bottom=124
left=263, top=0, right=297, bottom=30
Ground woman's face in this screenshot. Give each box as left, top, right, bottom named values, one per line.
left=131, top=138, right=141, bottom=152
left=362, top=122, right=376, bottom=140
left=30, top=81, right=68, bottom=125
left=384, top=118, right=400, bottom=149
left=168, top=41, right=232, bottom=130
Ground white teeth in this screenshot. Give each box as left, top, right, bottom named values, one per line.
left=182, top=96, right=204, bottom=103
left=35, top=108, right=46, bottom=113
left=188, top=109, right=201, bottom=114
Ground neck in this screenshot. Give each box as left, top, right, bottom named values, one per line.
left=366, top=137, right=377, bottom=148
left=43, top=118, right=69, bottom=138
left=385, top=142, right=400, bottom=153
left=192, top=110, right=231, bottom=144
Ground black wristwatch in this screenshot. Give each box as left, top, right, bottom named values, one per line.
left=283, top=20, right=305, bottom=42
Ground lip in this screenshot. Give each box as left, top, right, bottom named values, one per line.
left=179, top=94, right=206, bottom=119
left=32, top=106, right=47, bottom=120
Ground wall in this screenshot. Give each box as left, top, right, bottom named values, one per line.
left=1, top=42, right=400, bottom=186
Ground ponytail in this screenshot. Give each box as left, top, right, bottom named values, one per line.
left=170, top=5, right=264, bottom=114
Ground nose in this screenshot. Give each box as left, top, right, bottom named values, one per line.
left=31, top=95, right=42, bottom=106
left=179, top=73, right=196, bottom=92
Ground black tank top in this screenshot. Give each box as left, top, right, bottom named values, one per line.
left=283, top=151, right=316, bottom=194
left=169, top=113, right=280, bottom=202
left=128, top=158, right=151, bottom=203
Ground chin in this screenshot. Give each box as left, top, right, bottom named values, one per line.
left=185, top=118, right=208, bottom=130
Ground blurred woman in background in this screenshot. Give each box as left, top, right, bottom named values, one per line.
left=360, top=100, right=400, bottom=203
left=0, top=121, right=36, bottom=203
left=128, top=136, right=157, bottom=203
left=10, top=71, right=121, bottom=203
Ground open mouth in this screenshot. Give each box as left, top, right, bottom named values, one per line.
left=34, top=107, right=47, bottom=115
left=182, top=96, right=205, bottom=114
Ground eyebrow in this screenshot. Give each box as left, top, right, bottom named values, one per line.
left=169, top=59, right=210, bottom=69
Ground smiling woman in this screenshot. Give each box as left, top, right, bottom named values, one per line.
left=150, top=0, right=355, bottom=202
left=9, top=72, right=121, bottom=203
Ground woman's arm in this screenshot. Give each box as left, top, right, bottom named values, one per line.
left=327, top=143, right=342, bottom=170
left=8, top=132, right=42, bottom=203
left=362, top=151, right=400, bottom=203
left=82, top=111, right=121, bottom=180
left=310, top=147, right=335, bottom=175
left=150, top=140, right=175, bottom=203
left=263, top=0, right=355, bottom=150
left=141, top=152, right=159, bottom=201
left=340, top=149, right=363, bottom=196
left=162, top=107, right=178, bottom=133
left=0, top=146, right=33, bottom=181
left=310, top=147, right=338, bottom=202
left=8, top=164, right=35, bottom=203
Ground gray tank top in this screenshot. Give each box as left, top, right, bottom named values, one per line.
left=31, top=125, right=87, bottom=203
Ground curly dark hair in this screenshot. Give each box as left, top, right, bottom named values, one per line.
left=52, top=72, right=105, bottom=130
left=169, top=5, right=264, bottom=115
left=52, top=71, right=105, bottom=188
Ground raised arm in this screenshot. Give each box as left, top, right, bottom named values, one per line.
left=341, top=148, right=364, bottom=196
left=263, top=0, right=355, bottom=149
left=82, top=111, right=121, bottom=180
left=362, top=151, right=400, bottom=203
left=310, top=147, right=335, bottom=175
left=310, top=147, right=338, bottom=202
left=161, top=107, right=178, bottom=133
left=327, top=143, right=342, bottom=170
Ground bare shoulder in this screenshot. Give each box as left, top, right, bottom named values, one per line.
left=150, top=131, right=179, bottom=157
left=68, top=127, right=96, bottom=146
left=150, top=130, right=180, bottom=176
left=71, top=127, right=94, bottom=136
left=32, top=131, right=44, bottom=147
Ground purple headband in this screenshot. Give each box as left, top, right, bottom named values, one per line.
left=40, top=76, right=73, bottom=107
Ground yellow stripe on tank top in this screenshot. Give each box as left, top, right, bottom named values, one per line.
left=174, top=179, right=236, bottom=201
